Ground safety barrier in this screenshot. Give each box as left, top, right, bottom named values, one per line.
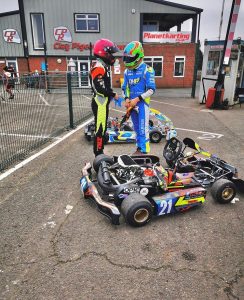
left=0, top=72, right=93, bottom=171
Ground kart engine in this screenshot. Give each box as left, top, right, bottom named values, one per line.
left=114, top=166, right=158, bottom=185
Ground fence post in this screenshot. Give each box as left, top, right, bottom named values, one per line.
left=67, top=72, right=74, bottom=129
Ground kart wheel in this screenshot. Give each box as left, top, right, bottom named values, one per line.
left=149, top=130, right=162, bottom=143
left=211, top=179, right=236, bottom=204
left=93, top=154, right=114, bottom=173
left=121, top=193, right=153, bottom=227
left=149, top=120, right=154, bottom=127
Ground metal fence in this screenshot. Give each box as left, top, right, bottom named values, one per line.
left=0, top=71, right=93, bottom=171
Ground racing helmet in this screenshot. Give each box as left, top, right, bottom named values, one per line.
left=123, top=41, right=144, bottom=69
left=93, top=39, right=119, bottom=66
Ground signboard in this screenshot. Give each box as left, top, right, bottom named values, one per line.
left=3, top=29, right=21, bottom=43
left=53, top=26, right=72, bottom=42
left=53, top=42, right=125, bottom=52
left=143, top=31, right=191, bottom=43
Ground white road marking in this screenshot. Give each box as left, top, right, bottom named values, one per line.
left=65, top=205, right=73, bottom=215
left=111, top=108, right=224, bottom=139
left=151, top=99, right=199, bottom=111
left=0, top=117, right=94, bottom=182
left=42, top=221, right=56, bottom=229
left=39, top=93, right=50, bottom=105
left=175, top=127, right=224, bottom=138
left=0, top=132, right=61, bottom=140
left=1, top=101, right=90, bottom=108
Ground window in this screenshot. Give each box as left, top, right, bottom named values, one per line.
left=174, top=56, right=185, bottom=77
left=143, top=21, right=159, bottom=31
left=207, top=51, right=221, bottom=75
left=31, top=13, right=45, bottom=49
left=144, top=56, right=163, bottom=77
left=75, top=14, right=99, bottom=32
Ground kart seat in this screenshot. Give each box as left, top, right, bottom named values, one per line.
left=118, top=154, right=138, bottom=167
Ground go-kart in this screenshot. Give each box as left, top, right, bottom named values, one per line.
left=81, top=153, right=215, bottom=227
left=84, top=108, right=177, bottom=143
left=163, top=137, right=243, bottom=202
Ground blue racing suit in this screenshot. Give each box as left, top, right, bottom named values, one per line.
left=122, top=62, right=156, bottom=153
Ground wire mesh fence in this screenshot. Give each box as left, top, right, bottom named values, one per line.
left=0, top=71, right=93, bottom=172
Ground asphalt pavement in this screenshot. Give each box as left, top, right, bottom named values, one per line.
left=0, top=86, right=243, bottom=300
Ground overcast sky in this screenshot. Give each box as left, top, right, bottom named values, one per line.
left=0, top=0, right=243, bottom=47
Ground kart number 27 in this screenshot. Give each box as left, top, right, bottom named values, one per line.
left=158, top=199, right=173, bottom=215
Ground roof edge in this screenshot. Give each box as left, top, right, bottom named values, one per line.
left=145, top=0, right=203, bottom=13
left=0, top=10, right=20, bottom=18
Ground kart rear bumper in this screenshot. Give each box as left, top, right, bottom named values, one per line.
left=80, top=163, right=120, bottom=225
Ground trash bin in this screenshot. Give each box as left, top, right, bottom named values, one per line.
left=206, top=88, right=224, bottom=108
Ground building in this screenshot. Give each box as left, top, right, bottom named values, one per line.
left=0, top=0, right=203, bottom=88
left=199, top=39, right=244, bottom=105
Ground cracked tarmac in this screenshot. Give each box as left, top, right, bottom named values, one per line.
left=0, top=90, right=243, bottom=300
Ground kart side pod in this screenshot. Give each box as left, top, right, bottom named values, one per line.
left=152, top=187, right=207, bottom=216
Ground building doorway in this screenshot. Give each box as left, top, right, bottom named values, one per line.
left=78, top=61, right=90, bottom=87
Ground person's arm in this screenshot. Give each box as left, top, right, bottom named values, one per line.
left=90, top=66, right=116, bottom=98
left=122, top=70, right=131, bottom=107
left=139, top=66, right=156, bottom=101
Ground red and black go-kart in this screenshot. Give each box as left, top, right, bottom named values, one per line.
left=163, top=137, right=243, bottom=202
left=80, top=153, right=233, bottom=227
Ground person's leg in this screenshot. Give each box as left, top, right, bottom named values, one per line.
left=92, top=97, right=109, bottom=156
left=138, top=101, right=150, bottom=153
left=131, top=109, right=140, bottom=151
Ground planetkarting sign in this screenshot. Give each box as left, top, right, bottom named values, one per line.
left=3, top=29, right=21, bottom=43
left=143, top=31, right=191, bottom=43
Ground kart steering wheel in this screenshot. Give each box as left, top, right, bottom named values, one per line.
left=163, top=137, right=183, bottom=167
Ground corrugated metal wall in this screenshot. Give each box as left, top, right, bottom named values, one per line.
left=0, top=14, right=23, bottom=57
left=23, top=0, right=195, bottom=56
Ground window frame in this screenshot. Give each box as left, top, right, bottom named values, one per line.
left=144, top=56, right=163, bottom=77
left=174, top=56, right=185, bottom=77
left=74, top=13, right=100, bottom=33
left=30, top=13, right=45, bottom=50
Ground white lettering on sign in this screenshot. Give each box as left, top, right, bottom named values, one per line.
left=3, top=29, right=21, bottom=43
left=143, top=31, right=191, bottom=43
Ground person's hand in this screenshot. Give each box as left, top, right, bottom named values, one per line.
left=125, top=99, right=131, bottom=108
left=113, top=93, right=119, bottom=100
left=130, top=97, right=139, bottom=108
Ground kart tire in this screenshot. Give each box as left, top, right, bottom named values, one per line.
left=149, top=130, right=162, bottom=143
left=211, top=179, right=236, bottom=204
left=93, top=154, right=114, bottom=173
left=121, top=193, right=153, bottom=227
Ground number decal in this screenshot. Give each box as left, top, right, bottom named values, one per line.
left=158, top=199, right=173, bottom=215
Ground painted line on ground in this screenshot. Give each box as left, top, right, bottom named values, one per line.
left=0, top=132, right=61, bottom=140
left=111, top=108, right=224, bottom=137
left=150, top=99, right=200, bottom=111
left=39, top=93, right=50, bottom=105
left=175, top=127, right=223, bottom=137
left=0, top=101, right=90, bottom=108
left=0, top=117, right=94, bottom=182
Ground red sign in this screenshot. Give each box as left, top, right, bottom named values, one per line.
left=53, top=42, right=125, bottom=52
left=143, top=31, right=191, bottom=43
